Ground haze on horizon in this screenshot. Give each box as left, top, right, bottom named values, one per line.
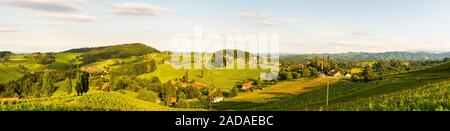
left=1, top=0, right=450, bottom=54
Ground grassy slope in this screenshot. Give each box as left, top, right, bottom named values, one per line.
left=212, top=62, right=450, bottom=111
left=231, top=78, right=339, bottom=101
left=0, top=53, right=81, bottom=83
left=0, top=54, right=40, bottom=83
left=139, top=64, right=266, bottom=90
left=55, top=53, right=82, bottom=63
left=0, top=65, right=24, bottom=83
left=83, top=52, right=265, bottom=90
left=0, top=87, right=203, bottom=111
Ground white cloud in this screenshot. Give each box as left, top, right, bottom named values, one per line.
left=93, top=5, right=106, bottom=11
left=326, top=42, right=379, bottom=49
left=112, top=2, right=170, bottom=16
left=0, top=29, right=19, bottom=32
left=257, top=21, right=279, bottom=26
left=1, top=0, right=82, bottom=12
left=240, top=11, right=279, bottom=26
left=42, top=12, right=104, bottom=22
left=240, top=12, right=257, bottom=18
left=350, top=32, right=372, bottom=37
left=240, top=12, right=268, bottom=19
left=0, top=24, right=20, bottom=32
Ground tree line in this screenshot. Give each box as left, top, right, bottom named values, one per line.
left=0, top=70, right=89, bottom=98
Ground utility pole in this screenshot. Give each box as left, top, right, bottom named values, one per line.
left=326, top=82, right=329, bottom=106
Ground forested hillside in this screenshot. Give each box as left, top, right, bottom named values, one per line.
left=79, top=43, right=160, bottom=64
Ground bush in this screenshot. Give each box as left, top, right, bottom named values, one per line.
left=111, top=60, right=157, bottom=76
left=63, top=78, right=72, bottom=95
left=286, top=72, right=293, bottom=80
left=32, top=53, right=56, bottom=64
left=42, top=72, right=56, bottom=97
left=177, top=91, right=187, bottom=100
left=292, top=72, right=301, bottom=79
left=174, top=100, right=189, bottom=108
left=309, top=67, right=321, bottom=78
left=231, top=87, right=239, bottom=97
left=74, top=72, right=89, bottom=96
left=183, top=86, right=201, bottom=99
left=118, top=89, right=126, bottom=94
left=301, top=68, right=311, bottom=77
left=136, top=89, right=158, bottom=102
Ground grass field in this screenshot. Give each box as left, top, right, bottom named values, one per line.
left=139, top=64, right=267, bottom=90
left=0, top=65, right=24, bottom=83
left=2, top=50, right=449, bottom=111
left=55, top=53, right=82, bottom=64
left=82, top=52, right=266, bottom=90
left=209, top=62, right=450, bottom=111
left=230, top=78, right=339, bottom=101
left=0, top=87, right=203, bottom=111
left=0, top=53, right=81, bottom=83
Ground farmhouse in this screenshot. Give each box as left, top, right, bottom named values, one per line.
left=193, top=82, right=207, bottom=90
left=212, top=97, right=224, bottom=103
left=344, top=72, right=352, bottom=77
left=164, top=60, right=172, bottom=64
left=170, top=97, right=177, bottom=103
left=328, top=70, right=342, bottom=77
left=242, top=82, right=253, bottom=90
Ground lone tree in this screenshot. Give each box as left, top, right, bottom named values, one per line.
left=231, top=87, right=239, bottom=97
left=63, top=78, right=73, bottom=95
left=0, top=51, right=12, bottom=65
left=42, top=71, right=56, bottom=97
left=362, top=66, right=377, bottom=82
left=75, top=72, right=89, bottom=96
left=201, top=69, right=204, bottom=78
left=183, top=71, right=189, bottom=82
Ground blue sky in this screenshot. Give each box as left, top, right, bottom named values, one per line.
left=0, top=0, right=449, bottom=53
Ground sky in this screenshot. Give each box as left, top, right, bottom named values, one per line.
left=0, top=0, right=450, bottom=53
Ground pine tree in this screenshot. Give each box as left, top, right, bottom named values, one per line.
left=223, top=50, right=227, bottom=67
left=75, top=72, right=89, bottom=96
left=201, top=69, right=204, bottom=78
left=183, top=71, right=189, bottom=82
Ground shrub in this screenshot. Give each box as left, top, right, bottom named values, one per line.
left=174, top=100, right=189, bottom=108
left=231, top=87, right=239, bottom=97
left=136, top=89, right=158, bottom=102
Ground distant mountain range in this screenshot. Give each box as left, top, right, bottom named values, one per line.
left=4, top=43, right=450, bottom=62
left=282, top=51, right=450, bottom=62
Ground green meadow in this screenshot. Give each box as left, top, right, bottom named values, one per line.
left=1, top=44, right=449, bottom=111
left=209, top=62, right=450, bottom=111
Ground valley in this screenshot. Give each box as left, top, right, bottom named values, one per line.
left=1, top=43, right=449, bottom=111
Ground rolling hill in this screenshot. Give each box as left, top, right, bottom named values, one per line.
left=211, top=61, right=450, bottom=111
left=0, top=89, right=202, bottom=111
left=2, top=43, right=450, bottom=111
left=139, top=64, right=266, bottom=90
left=78, top=43, right=160, bottom=64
